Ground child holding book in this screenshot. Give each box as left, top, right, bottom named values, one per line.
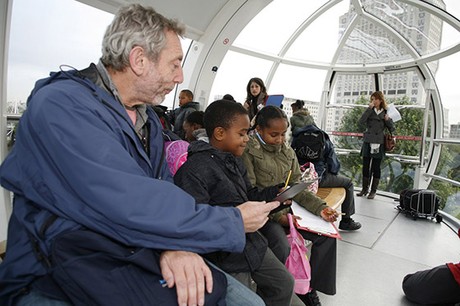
left=241, top=106, right=339, bottom=306
left=174, top=100, right=303, bottom=306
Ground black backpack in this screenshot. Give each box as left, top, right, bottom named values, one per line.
left=291, top=128, right=326, bottom=164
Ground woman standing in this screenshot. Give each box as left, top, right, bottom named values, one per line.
left=357, top=91, right=395, bottom=199
left=244, top=77, right=268, bottom=121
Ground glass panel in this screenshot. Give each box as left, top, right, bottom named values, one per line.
left=328, top=73, right=375, bottom=133
left=208, top=51, right=273, bottom=104
left=362, top=0, right=444, bottom=57
left=436, top=1, right=460, bottom=56
left=428, top=178, right=460, bottom=220
left=7, top=0, right=114, bottom=116
left=284, top=1, right=350, bottom=63
left=434, top=143, right=460, bottom=179
left=233, top=0, right=325, bottom=54
left=436, top=52, right=460, bottom=131
left=329, top=73, right=426, bottom=192
left=6, top=0, right=190, bottom=115
left=330, top=73, right=375, bottom=105
left=444, top=0, right=460, bottom=21
left=336, top=16, right=413, bottom=64
left=381, top=71, right=425, bottom=103
left=269, top=64, right=327, bottom=103
left=333, top=139, right=420, bottom=194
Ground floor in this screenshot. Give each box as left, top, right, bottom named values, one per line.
left=318, top=194, right=460, bottom=306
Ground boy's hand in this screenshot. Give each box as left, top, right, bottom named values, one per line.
left=237, top=201, right=280, bottom=232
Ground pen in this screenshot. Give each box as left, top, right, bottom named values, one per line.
left=284, top=170, right=292, bottom=189
left=159, top=279, right=168, bottom=288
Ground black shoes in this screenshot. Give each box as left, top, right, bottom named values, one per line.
left=299, top=289, right=322, bottom=306
left=339, top=218, right=362, bottom=231
left=300, top=289, right=322, bottom=306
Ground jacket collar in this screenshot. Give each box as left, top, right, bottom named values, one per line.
left=188, top=140, right=236, bottom=162
left=250, top=134, right=283, bottom=154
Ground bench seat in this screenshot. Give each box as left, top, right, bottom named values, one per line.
left=316, top=187, right=346, bottom=210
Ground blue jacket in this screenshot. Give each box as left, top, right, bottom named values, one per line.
left=292, top=125, right=340, bottom=181
left=0, top=65, right=245, bottom=304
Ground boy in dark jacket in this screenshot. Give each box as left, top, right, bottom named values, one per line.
left=174, top=100, right=303, bottom=306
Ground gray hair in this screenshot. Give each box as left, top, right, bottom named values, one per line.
left=101, top=4, right=185, bottom=71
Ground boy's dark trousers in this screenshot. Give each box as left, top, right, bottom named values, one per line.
left=231, top=248, right=304, bottom=306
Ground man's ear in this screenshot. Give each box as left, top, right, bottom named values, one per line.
left=129, top=46, right=146, bottom=76
left=213, top=127, right=226, bottom=141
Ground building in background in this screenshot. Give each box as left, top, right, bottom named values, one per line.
left=329, top=0, right=446, bottom=132
left=450, top=122, right=460, bottom=138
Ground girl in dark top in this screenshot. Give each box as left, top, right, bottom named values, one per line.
left=244, top=77, right=269, bottom=121
left=357, top=91, right=395, bottom=199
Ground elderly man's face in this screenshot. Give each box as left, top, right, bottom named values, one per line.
left=140, top=30, right=184, bottom=105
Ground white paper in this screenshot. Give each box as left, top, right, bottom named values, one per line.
left=386, top=103, right=402, bottom=122
left=291, top=201, right=338, bottom=235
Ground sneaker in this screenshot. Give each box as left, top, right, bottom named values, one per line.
left=300, top=289, right=322, bottom=306
left=339, top=218, right=362, bottom=231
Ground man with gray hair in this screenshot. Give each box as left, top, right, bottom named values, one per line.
left=0, top=4, right=279, bottom=306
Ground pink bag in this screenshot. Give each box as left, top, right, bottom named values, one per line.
left=300, top=162, right=319, bottom=194
left=285, top=214, right=311, bottom=294
left=164, top=140, right=189, bottom=175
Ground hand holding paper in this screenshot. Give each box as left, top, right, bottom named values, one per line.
left=386, top=103, right=401, bottom=122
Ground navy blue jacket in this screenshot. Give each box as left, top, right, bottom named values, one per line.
left=0, top=65, right=245, bottom=304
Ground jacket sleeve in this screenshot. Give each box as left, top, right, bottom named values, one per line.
left=239, top=158, right=279, bottom=201
left=325, top=139, right=341, bottom=175
left=174, top=163, right=211, bottom=205
left=359, top=107, right=373, bottom=126
left=4, top=86, right=245, bottom=254
left=241, top=149, right=257, bottom=186
left=385, top=117, right=396, bottom=134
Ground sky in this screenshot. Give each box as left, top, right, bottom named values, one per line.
left=6, top=0, right=460, bottom=124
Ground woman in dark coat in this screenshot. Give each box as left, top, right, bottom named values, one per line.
left=357, top=91, right=395, bottom=199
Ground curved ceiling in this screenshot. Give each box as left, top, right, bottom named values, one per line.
left=76, top=0, right=237, bottom=40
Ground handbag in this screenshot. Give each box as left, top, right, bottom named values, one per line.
left=384, top=133, right=395, bottom=152
left=300, top=162, right=319, bottom=194
left=285, top=214, right=311, bottom=295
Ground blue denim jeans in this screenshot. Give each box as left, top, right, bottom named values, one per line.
left=15, top=289, right=71, bottom=306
